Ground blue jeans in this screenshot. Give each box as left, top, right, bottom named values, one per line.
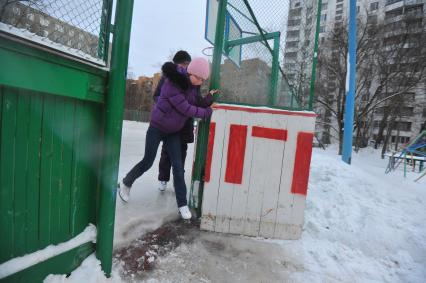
left=123, top=125, right=187, bottom=207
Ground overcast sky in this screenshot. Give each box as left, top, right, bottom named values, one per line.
left=127, top=0, right=211, bottom=78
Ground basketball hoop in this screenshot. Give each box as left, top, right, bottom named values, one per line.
left=202, top=46, right=214, bottom=57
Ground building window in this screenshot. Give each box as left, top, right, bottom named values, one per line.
left=367, top=15, right=378, bottom=24
left=337, top=0, right=343, bottom=2
left=405, top=5, right=424, bottom=16
left=321, top=3, right=328, bottom=10
left=287, top=30, right=300, bottom=38
left=285, top=52, right=298, bottom=59
left=54, top=24, right=64, bottom=32
left=284, top=63, right=296, bottom=70
left=319, top=26, right=326, bottom=33
left=385, top=9, right=403, bottom=19
left=321, top=14, right=327, bottom=22
left=397, top=122, right=412, bottom=131
left=336, top=9, right=343, bottom=15
left=289, top=8, right=302, bottom=17
left=336, top=3, right=343, bottom=9
left=295, top=2, right=301, bottom=7
left=386, top=0, right=402, bottom=6
left=286, top=41, right=299, bottom=48
left=406, top=19, right=423, bottom=29
left=422, top=108, right=426, bottom=117
left=39, top=17, right=49, bottom=27
left=370, top=2, right=379, bottom=11
left=335, top=15, right=343, bottom=21
left=288, top=19, right=301, bottom=26
left=401, top=107, right=413, bottom=116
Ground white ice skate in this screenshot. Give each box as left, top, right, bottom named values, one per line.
left=158, top=181, right=167, bottom=192
left=118, top=181, right=131, bottom=203
left=178, top=205, right=192, bottom=220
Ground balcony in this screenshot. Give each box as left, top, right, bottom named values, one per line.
left=385, top=0, right=404, bottom=11
left=405, top=0, right=424, bottom=6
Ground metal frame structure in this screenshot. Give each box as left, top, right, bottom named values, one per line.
left=385, top=131, right=426, bottom=177
left=342, top=0, right=358, bottom=164
left=190, top=0, right=322, bottom=216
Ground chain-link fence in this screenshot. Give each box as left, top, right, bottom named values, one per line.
left=0, top=0, right=112, bottom=65
left=215, top=0, right=315, bottom=110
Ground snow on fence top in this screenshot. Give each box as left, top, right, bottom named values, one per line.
left=0, top=0, right=110, bottom=65
left=0, top=224, right=97, bottom=279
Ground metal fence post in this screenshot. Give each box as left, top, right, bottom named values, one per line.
left=342, top=0, right=357, bottom=164
left=308, top=0, right=322, bottom=111
left=269, top=33, right=280, bottom=106
left=97, top=0, right=134, bottom=276
left=190, top=0, right=228, bottom=217
left=97, top=0, right=113, bottom=61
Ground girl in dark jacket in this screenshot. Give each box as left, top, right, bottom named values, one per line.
left=119, top=57, right=215, bottom=220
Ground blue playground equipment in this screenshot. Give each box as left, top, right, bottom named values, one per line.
left=385, top=131, right=426, bottom=178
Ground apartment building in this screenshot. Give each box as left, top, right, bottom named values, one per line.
left=283, top=0, right=426, bottom=147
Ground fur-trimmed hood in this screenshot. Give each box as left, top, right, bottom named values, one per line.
left=161, top=62, right=190, bottom=90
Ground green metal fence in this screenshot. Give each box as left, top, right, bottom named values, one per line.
left=0, top=0, right=133, bottom=281
left=207, top=0, right=322, bottom=111
left=190, top=0, right=321, bottom=215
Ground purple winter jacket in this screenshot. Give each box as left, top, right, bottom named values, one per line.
left=150, top=62, right=213, bottom=134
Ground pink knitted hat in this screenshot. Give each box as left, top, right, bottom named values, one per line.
left=187, top=57, right=210, bottom=80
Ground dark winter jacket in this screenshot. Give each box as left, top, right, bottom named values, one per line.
left=150, top=62, right=213, bottom=134
left=180, top=87, right=214, bottom=143
left=153, top=76, right=165, bottom=102
left=153, top=73, right=198, bottom=143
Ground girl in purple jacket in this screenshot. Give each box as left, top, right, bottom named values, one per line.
left=119, top=58, right=215, bottom=220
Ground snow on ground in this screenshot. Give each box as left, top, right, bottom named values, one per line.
left=0, top=224, right=96, bottom=279
left=45, top=121, right=426, bottom=282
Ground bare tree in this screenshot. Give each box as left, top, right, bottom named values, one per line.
left=315, top=12, right=426, bottom=155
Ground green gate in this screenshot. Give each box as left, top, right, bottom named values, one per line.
left=0, top=0, right=133, bottom=281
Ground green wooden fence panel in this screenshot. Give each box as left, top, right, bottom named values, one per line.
left=0, top=88, right=18, bottom=262
left=0, top=85, right=103, bottom=280
left=25, top=91, right=43, bottom=255
left=0, top=0, right=131, bottom=278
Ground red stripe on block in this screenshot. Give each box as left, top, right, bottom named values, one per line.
left=291, top=132, right=314, bottom=196
left=204, top=122, right=216, bottom=183
left=212, top=104, right=317, bottom=117
left=225, top=124, right=248, bottom=184
left=252, top=126, right=287, bottom=141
